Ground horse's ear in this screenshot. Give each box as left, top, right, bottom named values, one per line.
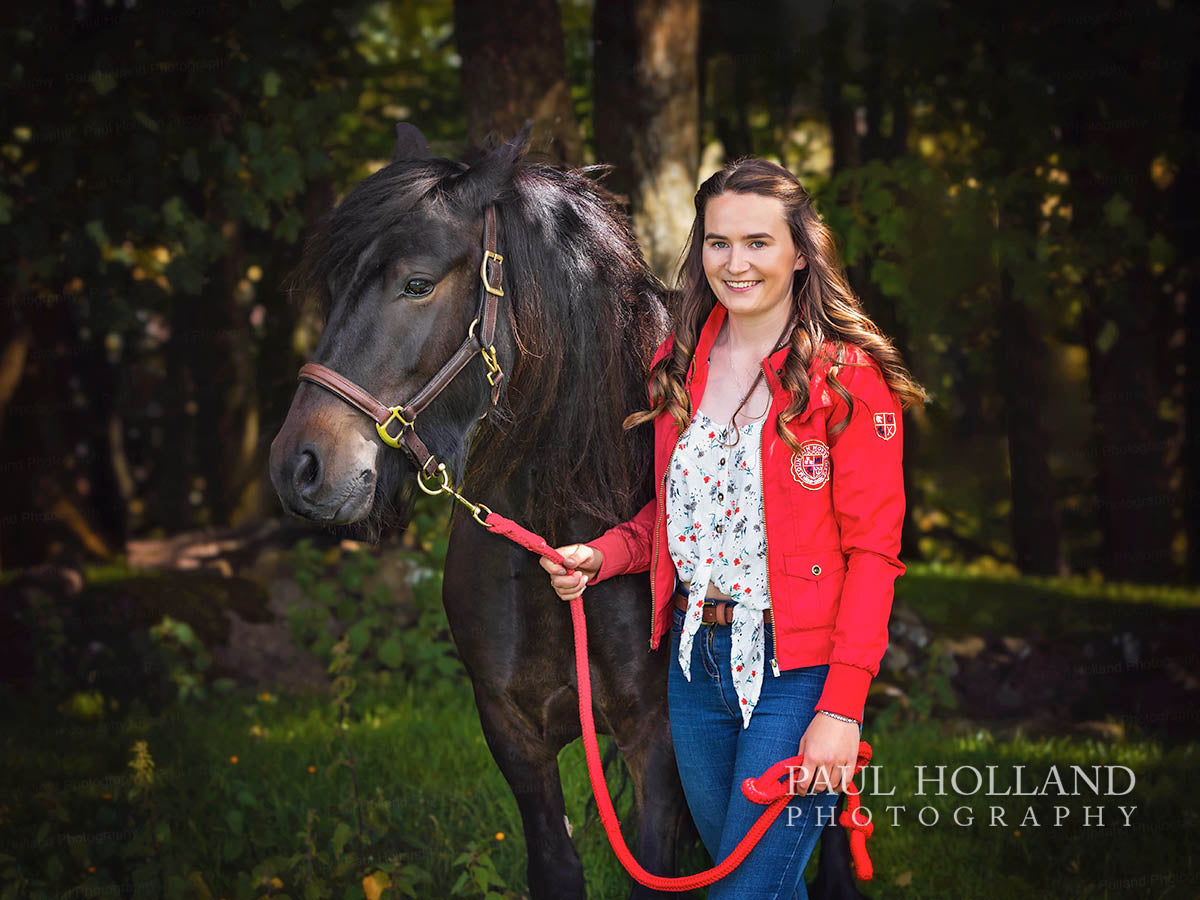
left=391, top=122, right=430, bottom=163
left=455, top=121, right=532, bottom=209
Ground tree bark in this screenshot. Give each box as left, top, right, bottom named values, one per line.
left=997, top=269, right=1067, bottom=574
left=1058, top=31, right=1182, bottom=584
left=986, top=34, right=1066, bottom=576
left=454, top=0, right=583, bottom=164
left=698, top=1, right=753, bottom=161
left=819, top=3, right=858, bottom=176
left=594, top=0, right=700, bottom=281
left=1175, top=60, right=1200, bottom=582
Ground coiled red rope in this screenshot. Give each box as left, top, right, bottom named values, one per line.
left=486, top=511, right=876, bottom=889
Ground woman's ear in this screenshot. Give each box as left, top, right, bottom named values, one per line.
left=794, top=254, right=807, bottom=271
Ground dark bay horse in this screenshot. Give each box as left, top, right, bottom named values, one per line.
left=269, top=125, right=866, bottom=900
left=269, top=124, right=684, bottom=898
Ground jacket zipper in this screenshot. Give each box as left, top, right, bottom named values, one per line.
left=759, top=405, right=781, bottom=676
left=649, top=441, right=677, bottom=649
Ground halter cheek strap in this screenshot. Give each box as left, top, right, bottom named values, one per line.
left=297, top=206, right=505, bottom=478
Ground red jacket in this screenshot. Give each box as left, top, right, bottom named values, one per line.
left=588, top=302, right=906, bottom=720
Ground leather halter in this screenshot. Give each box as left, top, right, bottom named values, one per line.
left=296, top=205, right=506, bottom=479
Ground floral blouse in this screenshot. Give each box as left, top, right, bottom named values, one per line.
left=665, top=409, right=771, bottom=729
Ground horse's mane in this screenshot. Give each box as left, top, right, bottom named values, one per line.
left=464, top=164, right=669, bottom=540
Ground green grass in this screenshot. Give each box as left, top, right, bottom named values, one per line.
left=3, top=669, right=1198, bottom=900
left=897, top=566, right=1200, bottom=638
left=6, top=561, right=1199, bottom=898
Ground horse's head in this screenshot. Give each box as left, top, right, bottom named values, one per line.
left=269, top=124, right=528, bottom=534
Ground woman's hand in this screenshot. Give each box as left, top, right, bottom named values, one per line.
left=539, top=544, right=604, bottom=601
left=793, top=712, right=860, bottom=795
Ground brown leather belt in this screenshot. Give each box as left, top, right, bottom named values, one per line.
left=673, top=585, right=773, bottom=626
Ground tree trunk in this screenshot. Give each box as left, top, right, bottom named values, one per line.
left=1069, top=146, right=1177, bottom=583
left=594, top=0, right=700, bottom=281
left=1080, top=297, right=1176, bottom=582
left=1058, top=30, right=1182, bottom=583
left=985, top=33, right=1066, bottom=576
left=454, top=0, right=583, bottom=164
left=1175, top=60, right=1200, bottom=582
left=698, top=1, right=752, bottom=161
left=819, top=3, right=858, bottom=176
left=997, top=269, right=1066, bottom=574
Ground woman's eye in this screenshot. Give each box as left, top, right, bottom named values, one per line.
left=401, top=278, right=434, bottom=298
left=750, top=240, right=766, bottom=249
left=710, top=241, right=728, bottom=249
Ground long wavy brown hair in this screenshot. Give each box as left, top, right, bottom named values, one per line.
left=625, top=157, right=926, bottom=451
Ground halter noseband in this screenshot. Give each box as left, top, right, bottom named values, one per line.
left=296, top=205, right=505, bottom=479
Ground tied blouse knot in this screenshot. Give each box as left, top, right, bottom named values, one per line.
left=665, top=410, right=771, bottom=729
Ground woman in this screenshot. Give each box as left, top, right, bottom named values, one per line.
left=540, top=157, right=925, bottom=898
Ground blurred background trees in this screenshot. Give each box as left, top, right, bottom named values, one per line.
left=1, top=0, right=1196, bottom=585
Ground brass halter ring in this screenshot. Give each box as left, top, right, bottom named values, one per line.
left=415, top=462, right=493, bottom=527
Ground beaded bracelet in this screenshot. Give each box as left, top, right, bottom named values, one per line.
left=819, top=709, right=859, bottom=725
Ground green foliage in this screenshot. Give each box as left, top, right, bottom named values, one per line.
left=0, top=0, right=466, bottom=539
left=149, top=615, right=236, bottom=704
left=14, top=585, right=70, bottom=698
left=450, top=842, right=519, bottom=900
left=286, top=528, right=461, bottom=689
left=907, top=640, right=960, bottom=723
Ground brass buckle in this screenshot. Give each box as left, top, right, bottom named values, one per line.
left=376, top=406, right=414, bottom=449
left=467, top=318, right=504, bottom=387
left=480, top=345, right=502, bottom=386
left=480, top=250, right=504, bottom=297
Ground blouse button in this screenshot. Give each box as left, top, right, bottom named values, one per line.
left=719, top=457, right=726, bottom=465
left=811, top=564, right=822, bottom=576
left=718, top=492, right=724, bottom=501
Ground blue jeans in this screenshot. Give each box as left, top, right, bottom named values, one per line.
left=667, top=604, right=858, bottom=900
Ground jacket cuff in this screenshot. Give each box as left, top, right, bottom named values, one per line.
left=815, top=663, right=873, bottom=722
left=587, top=532, right=631, bottom=585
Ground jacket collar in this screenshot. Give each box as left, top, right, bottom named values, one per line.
left=686, top=302, right=836, bottom=423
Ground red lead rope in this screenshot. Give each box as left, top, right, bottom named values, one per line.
left=484, top=511, right=876, bottom=889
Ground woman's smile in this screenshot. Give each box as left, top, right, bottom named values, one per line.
left=702, top=191, right=805, bottom=326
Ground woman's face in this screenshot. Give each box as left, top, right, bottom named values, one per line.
left=701, top=191, right=806, bottom=323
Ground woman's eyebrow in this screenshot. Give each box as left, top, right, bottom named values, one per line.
left=704, top=232, right=775, bottom=241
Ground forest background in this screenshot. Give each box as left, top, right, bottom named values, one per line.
left=2, top=0, right=1197, bottom=583
left=1, top=1, right=1199, bottom=898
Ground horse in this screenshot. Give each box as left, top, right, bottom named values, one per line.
left=269, top=123, right=868, bottom=900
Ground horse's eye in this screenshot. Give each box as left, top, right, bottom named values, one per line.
left=401, top=277, right=434, bottom=298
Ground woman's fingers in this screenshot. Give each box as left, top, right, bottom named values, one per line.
left=793, top=751, right=854, bottom=795
left=539, top=544, right=591, bottom=573
left=805, top=758, right=854, bottom=794
left=539, top=544, right=592, bottom=601
left=538, top=554, right=566, bottom=576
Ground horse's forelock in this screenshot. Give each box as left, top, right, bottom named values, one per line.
left=305, top=159, right=470, bottom=318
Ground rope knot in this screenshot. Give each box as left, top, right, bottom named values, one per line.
left=839, top=807, right=875, bottom=838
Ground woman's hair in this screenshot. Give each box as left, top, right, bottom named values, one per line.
left=624, top=157, right=926, bottom=451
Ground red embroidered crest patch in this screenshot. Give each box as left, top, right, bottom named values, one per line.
left=873, top=412, right=896, bottom=440
left=791, top=439, right=830, bottom=490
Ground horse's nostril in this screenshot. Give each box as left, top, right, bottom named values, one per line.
left=293, top=447, right=322, bottom=499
